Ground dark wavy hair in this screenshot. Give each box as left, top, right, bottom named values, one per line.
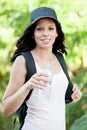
left=11, top=19, right=67, bottom=62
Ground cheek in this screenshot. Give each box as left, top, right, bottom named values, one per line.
left=52, top=33, right=58, bottom=39
left=51, top=31, right=58, bottom=37
left=33, top=34, right=41, bottom=43
left=33, top=32, right=41, bottom=39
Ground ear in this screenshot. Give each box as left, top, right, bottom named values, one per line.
left=32, top=34, right=35, bottom=39
left=56, top=32, right=58, bottom=37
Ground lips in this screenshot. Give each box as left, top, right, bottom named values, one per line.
left=41, top=39, right=50, bottom=42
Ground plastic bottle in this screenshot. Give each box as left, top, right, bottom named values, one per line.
left=38, top=64, right=53, bottom=99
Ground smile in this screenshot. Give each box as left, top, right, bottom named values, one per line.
left=41, top=39, right=50, bottom=42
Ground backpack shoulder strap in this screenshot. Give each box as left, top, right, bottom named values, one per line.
left=20, top=51, right=37, bottom=100
left=54, top=52, right=73, bottom=103
left=54, top=52, right=70, bottom=80
left=21, top=51, right=36, bottom=80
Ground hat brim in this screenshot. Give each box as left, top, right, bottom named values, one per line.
left=25, top=16, right=58, bottom=32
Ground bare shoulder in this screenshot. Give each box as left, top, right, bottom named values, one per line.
left=15, top=55, right=26, bottom=64
left=13, top=55, right=26, bottom=69
left=11, top=55, right=27, bottom=79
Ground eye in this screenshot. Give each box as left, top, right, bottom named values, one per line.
left=49, top=27, right=54, bottom=31
left=35, top=27, right=43, bottom=31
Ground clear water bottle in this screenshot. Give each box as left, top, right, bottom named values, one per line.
left=38, top=64, right=53, bottom=99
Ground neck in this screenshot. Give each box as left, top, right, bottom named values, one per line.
left=32, top=47, right=53, bottom=65
left=34, top=47, right=53, bottom=59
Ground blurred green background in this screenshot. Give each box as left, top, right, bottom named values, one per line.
left=0, top=0, right=87, bottom=130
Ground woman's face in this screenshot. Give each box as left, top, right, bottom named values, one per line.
left=33, top=18, right=58, bottom=49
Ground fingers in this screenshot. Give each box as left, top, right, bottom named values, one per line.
left=29, top=72, right=50, bottom=90
left=71, top=83, right=82, bottom=103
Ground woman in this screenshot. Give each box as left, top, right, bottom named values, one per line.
left=2, top=7, right=82, bottom=130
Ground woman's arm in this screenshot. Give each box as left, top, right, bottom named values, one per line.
left=2, top=55, right=31, bottom=116
left=2, top=55, right=49, bottom=116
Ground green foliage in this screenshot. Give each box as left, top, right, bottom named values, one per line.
left=0, top=0, right=87, bottom=130
left=66, top=94, right=87, bottom=130
left=0, top=112, right=14, bottom=130
left=70, top=114, right=87, bottom=130
left=66, top=67, right=87, bottom=130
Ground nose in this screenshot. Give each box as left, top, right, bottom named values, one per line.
left=43, top=29, right=49, bottom=36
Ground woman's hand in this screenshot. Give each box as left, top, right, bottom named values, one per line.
left=71, top=84, right=82, bottom=103
left=26, top=72, right=50, bottom=90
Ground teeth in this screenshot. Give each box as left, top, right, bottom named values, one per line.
left=42, top=39, right=49, bottom=42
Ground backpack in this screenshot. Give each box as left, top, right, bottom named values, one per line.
left=14, top=51, right=73, bottom=130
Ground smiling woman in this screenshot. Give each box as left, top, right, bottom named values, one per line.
left=33, top=18, right=58, bottom=48
left=2, top=6, right=82, bottom=130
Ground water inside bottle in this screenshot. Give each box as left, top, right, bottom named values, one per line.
left=38, top=63, right=53, bottom=99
